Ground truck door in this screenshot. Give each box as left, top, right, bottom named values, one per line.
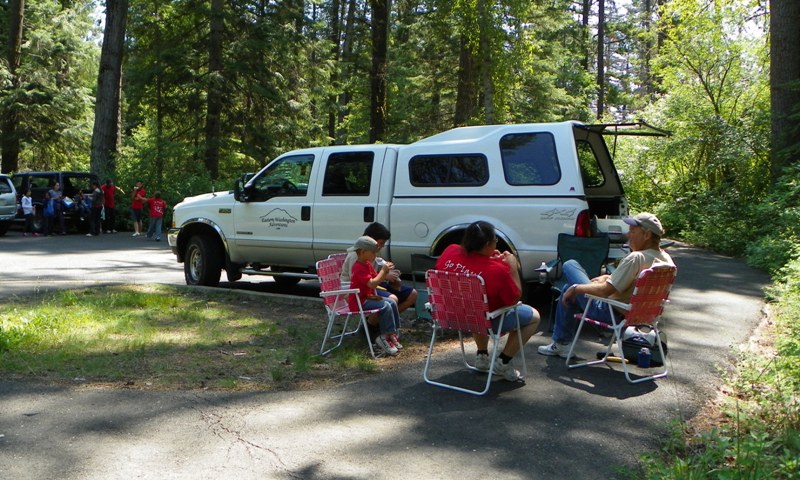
left=232, top=154, right=316, bottom=267
left=311, top=148, right=386, bottom=259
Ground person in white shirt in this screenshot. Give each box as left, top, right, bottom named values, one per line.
left=21, top=188, right=38, bottom=237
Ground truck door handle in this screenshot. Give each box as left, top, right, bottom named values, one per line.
left=301, top=206, right=310, bottom=221
left=363, top=207, right=374, bottom=223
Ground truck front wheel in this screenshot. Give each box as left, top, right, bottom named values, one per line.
left=184, top=235, right=223, bottom=287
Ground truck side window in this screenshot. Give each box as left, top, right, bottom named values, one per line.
left=322, top=152, right=374, bottom=196
left=408, top=154, right=488, bottom=186
left=251, top=154, right=313, bottom=200
left=500, top=132, right=560, bottom=186
left=576, top=140, right=605, bottom=188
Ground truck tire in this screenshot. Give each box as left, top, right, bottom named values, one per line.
left=184, top=235, right=223, bottom=287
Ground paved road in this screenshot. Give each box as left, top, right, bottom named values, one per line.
left=0, top=232, right=770, bottom=479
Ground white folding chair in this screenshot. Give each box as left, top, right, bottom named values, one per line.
left=423, top=269, right=527, bottom=395
left=316, top=257, right=381, bottom=358
left=566, top=265, right=677, bottom=384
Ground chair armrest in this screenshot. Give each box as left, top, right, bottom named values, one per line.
left=584, top=294, right=631, bottom=312
left=487, top=301, right=523, bottom=320
left=319, top=288, right=359, bottom=298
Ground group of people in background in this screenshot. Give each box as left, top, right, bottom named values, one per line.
left=20, top=179, right=167, bottom=241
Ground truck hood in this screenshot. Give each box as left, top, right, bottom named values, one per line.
left=175, top=191, right=234, bottom=209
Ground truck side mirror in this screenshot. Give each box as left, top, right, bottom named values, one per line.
left=233, top=173, right=255, bottom=202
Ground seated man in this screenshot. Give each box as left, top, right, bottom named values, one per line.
left=538, top=212, right=675, bottom=358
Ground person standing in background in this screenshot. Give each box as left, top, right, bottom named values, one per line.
left=101, top=179, right=125, bottom=233
left=145, top=191, right=167, bottom=241
left=86, top=181, right=105, bottom=237
left=21, top=188, right=38, bottom=236
left=131, top=181, right=146, bottom=237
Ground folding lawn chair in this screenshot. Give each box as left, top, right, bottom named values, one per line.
left=316, top=257, right=381, bottom=358
left=540, top=233, right=610, bottom=330
left=423, top=269, right=527, bottom=395
left=565, top=264, right=677, bottom=384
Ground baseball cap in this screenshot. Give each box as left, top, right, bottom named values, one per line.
left=623, top=212, right=665, bottom=236
left=347, top=235, right=379, bottom=252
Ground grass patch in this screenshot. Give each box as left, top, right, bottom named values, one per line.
left=0, top=285, right=416, bottom=391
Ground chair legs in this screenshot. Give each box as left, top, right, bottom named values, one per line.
left=320, top=311, right=377, bottom=358
left=423, top=310, right=527, bottom=395
left=423, top=329, right=502, bottom=396
left=565, top=304, right=668, bottom=384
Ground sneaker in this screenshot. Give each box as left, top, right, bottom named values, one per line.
left=375, top=335, right=398, bottom=356
left=155, top=238, right=161, bottom=242
left=474, top=353, right=490, bottom=372
left=388, top=333, right=403, bottom=350
left=537, top=342, right=574, bottom=358
left=492, top=360, right=520, bottom=381
left=23, top=233, right=27, bottom=236
left=132, top=233, right=140, bottom=237
left=86, top=233, right=92, bottom=237
left=33, top=233, right=40, bottom=237
left=111, top=229, right=117, bottom=233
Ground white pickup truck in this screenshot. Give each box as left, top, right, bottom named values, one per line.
left=168, top=121, right=637, bottom=287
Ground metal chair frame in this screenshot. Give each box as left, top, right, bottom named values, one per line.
left=565, top=265, right=677, bottom=384
left=424, top=269, right=527, bottom=395
left=317, top=257, right=381, bottom=358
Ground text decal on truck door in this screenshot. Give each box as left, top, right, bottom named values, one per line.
left=260, top=208, right=298, bottom=229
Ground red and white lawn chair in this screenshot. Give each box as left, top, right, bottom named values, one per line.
left=424, top=269, right=527, bottom=395
left=565, top=264, right=677, bottom=384
left=316, top=257, right=381, bottom=358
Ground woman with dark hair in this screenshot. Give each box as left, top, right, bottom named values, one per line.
left=435, top=221, right=539, bottom=381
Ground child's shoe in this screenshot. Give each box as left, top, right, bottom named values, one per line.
left=375, top=335, right=398, bottom=356
left=388, top=333, right=403, bottom=350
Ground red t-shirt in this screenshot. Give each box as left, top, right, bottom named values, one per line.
left=101, top=184, right=116, bottom=208
left=147, top=198, right=167, bottom=218
left=435, top=244, right=520, bottom=311
left=132, top=187, right=146, bottom=209
left=348, top=260, right=377, bottom=311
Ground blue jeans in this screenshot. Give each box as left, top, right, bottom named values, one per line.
left=363, top=298, right=400, bottom=335
left=552, top=259, right=613, bottom=343
left=147, top=217, right=163, bottom=240
left=493, top=304, right=537, bottom=334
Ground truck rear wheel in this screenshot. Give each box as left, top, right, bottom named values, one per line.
left=184, top=235, right=222, bottom=287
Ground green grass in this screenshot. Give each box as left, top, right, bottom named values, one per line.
left=629, top=259, right=800, bottom=479
left=0, top=285, right=389, bottom=390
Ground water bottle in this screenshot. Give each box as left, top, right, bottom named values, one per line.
left=637, top=347, right=652, bottom=368
left=539, top=261, right=547, bottom=284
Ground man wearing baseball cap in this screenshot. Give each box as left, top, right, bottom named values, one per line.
left=539, top=212, right=675, bottom=358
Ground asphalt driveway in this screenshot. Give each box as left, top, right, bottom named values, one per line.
left=0, top=233, right=771, bottom=479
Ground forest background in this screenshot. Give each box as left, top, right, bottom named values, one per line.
left=1, top=0, right=799, bottom=475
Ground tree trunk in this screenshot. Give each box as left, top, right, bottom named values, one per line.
left=454, top=36, right=478, bottom=127
left=369, top=0, right=389, bottom=143
left=580, top=0, right=590, bottom=72
left=1, top=0, right=24, bottom=174
left=204, top=0, right=224, bottom=180
left=90, top=0, right=128, bottom=181
left=770, top=0, right=800, bottom=182
left=478, top=0, right=494, bottom=124
left=327, top=0, right=341, bottom=142
left=596, top=0, right=605, bottom=119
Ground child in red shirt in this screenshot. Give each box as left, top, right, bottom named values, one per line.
left=145, top=191, right=167, bottom=241
left=348, top=236, right=402, bottom=356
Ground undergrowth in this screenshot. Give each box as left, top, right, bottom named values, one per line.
left=635, top=256, right=800, bottom=479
